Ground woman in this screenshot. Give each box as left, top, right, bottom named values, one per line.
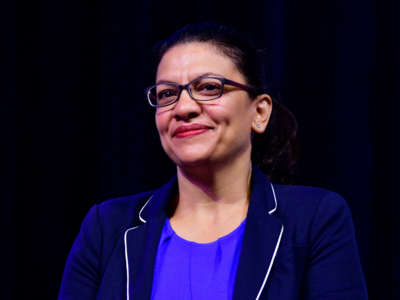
left=58, top=23, right=368, bottom=300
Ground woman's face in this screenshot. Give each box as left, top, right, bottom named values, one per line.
left=155, top=42, right=271, bottom=168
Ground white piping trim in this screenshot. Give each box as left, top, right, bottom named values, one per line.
left=124, top=195, right=153, bottom=300
left=255, top=225, right=284, bottom=300
left=124, top=226, right=140, bottom=300
left=268, top=183, right=278, bottom=215
left=138, top=196, right=152, bottom=223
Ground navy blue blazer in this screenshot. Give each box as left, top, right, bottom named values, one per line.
left=58, top=167, right=368, bottom=299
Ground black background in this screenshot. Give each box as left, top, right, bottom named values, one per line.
left=12, top=0, right=400, bottom=299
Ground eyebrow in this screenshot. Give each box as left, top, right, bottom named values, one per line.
left=156, top=72, right=224, bottom=84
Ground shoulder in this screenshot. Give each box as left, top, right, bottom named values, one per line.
left=271, top=184, right=352, bottom=245
left=59, top=189, right=157, bottom=296
left=272, top=184, right=348, bottom=216
left=94, top=190, right=154, bottom=230
left=76, top=190, right=155, bottom=243
left=75, top=190, right=155, bottom=249
left=73, top=190, right=156, bottom=272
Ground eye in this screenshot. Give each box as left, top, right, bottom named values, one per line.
left=194, top=80, right=222, bottom=96
left=200, top=83, right=219, bottom=91
left=158, top=89, right=177, bottom=99
left=156, top=87, right=178, bottom=105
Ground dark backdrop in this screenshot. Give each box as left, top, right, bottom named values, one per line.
left=15, top=0, right=399, bottom=299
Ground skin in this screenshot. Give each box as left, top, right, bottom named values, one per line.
left=155, top=42, right=272, bottom=243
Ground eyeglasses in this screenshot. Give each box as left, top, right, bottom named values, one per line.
left=145, top=76, right=258, bottom=109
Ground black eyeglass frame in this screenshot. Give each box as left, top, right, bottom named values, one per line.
left=145, top=76, right=259, bottom=108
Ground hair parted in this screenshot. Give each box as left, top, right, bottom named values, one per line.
left=153, top=22, right=299, bottom=184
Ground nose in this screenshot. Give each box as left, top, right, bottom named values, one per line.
left=172, top=88, right=202, bottom=120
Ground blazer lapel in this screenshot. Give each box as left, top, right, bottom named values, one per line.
left=124, top=176, right=178, bottom=300
left=233, top=168, right=284, bottom=300
left=123, top=169, right=283, bottom=300
left=125, top=218, right=165, bottom=300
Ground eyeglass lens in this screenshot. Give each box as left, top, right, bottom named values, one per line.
left=148, top=77, right=223, bottom=107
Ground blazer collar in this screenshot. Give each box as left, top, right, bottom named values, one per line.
left=124, top=166, right=284, bottom=300
left=139, top=166, right=279, bottom=222
left=233, top=167, right=284, bottom=300
left=137, top=174, right=178, bottom=224
left=123, top=176, right=177, bottom=300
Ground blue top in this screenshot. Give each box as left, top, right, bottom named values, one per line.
left=151, top=218, right=246, bottom=300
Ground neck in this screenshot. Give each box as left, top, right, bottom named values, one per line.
left=173, top=154, right=252, bottom=221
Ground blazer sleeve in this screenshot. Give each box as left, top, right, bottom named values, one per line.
left=58, top=205, right=102, bottom=300
left=304, top=192, right=368, bottom=300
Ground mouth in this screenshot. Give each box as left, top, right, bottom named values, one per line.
left=173, top=124, right=212, bottom=138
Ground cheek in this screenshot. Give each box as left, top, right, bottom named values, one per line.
left=155, top=111, right=169, bottom=134
left=203, top=101, right=232, bottom=121
left=204, top=106, right=252, bottom=152
left=206, top=100, right=254, bottom=129
left=155, top=112, right=173, bottom=153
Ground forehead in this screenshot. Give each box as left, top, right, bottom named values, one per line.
left=156, top=42, right=243, bottom=82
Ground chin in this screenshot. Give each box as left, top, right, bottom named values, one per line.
left=176, top=160, right=209, bottom=170
left=171, top=152, right=213, bottom=168
left=165, top=142, right=216, bottom=164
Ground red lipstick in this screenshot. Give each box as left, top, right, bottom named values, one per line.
left=173, top=124, right=211, bottom=138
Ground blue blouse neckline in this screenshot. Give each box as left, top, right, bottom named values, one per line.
left=164, top=217, right=247, bottom=247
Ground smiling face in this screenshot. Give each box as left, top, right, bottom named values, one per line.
left=155, top=42, right=271, bottom=169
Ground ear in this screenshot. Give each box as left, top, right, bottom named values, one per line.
left=251, top=94, right=273, bottom=134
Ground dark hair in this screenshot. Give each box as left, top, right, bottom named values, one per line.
left=153, top=22, right=299, bottom=184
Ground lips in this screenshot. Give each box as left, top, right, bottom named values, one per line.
left=173, top=124, right=212, bottom=138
